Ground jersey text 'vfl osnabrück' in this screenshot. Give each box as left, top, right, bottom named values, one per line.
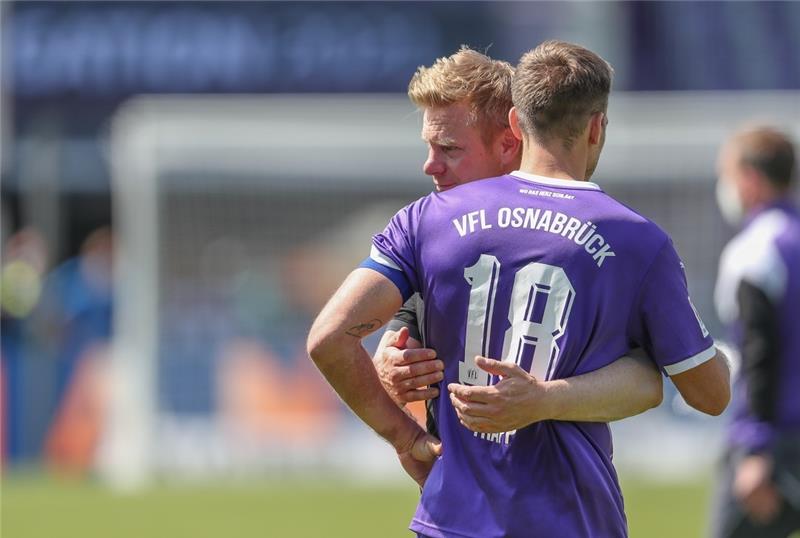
left=362, top=171, right=715, bottom=538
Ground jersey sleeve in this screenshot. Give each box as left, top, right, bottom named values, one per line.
left=632, top=238, right=716, bottom=376
left=359, top=203, right=422, bottom=302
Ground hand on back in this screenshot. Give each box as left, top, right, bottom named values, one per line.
left=448, top=356, right=552, bottom=433
left=374, top=327, right=444, bottom=405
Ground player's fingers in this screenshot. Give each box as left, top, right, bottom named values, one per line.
left=400, top=386, right=439, bottom=403
left=449, top=393, right=493, bottom=418
left=447, top=383, right=493, bottom=403
left=399, top=347, right=438, bottom=364
left=459, top=413, right=506, bottom=434
left=410, top=432, right=441, bottom=461
left=393, top=326, right=410, bottom=348
left=475, top=356, right=525, bottom=377
left=390, top=360, right=441, bottom=383
left=457, top=415, right=493, bottom=433
left=406, top=359, right=444, bottom=376
left=402, top=371, right=444, bottom=391
left=449, top=392, right=468, bottom=414
left=418, top=434, right=442, bottom=459
left=427, top=439, right=442, bottom=457
left=406, top=336, right=423, bottom=350
left=382, top=327, right=406, bottom=350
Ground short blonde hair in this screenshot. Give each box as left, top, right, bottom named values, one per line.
left=512, top=40, right=613, bottom=149
left=408, top=46, right=514, bottom=142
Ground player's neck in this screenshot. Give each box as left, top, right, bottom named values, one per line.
left=519, top=142, right=588, bottom=182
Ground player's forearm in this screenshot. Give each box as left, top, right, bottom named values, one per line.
left=308, top=332, right=421, bottom=449
left=544, top=352, right=663, bottom=422
left=307, top=269, right=422, bottom=449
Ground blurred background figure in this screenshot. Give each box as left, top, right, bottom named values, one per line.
left=1, top=1, right=799, bottom=537
left=38, top=227, right=113, bottom=476
left=712, top=127, right=800, bottom=537
left=1, top=224, right=49, bottom=463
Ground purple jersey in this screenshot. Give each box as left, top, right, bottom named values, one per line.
left=367, top=172, right=715, bottom=538
left=715, top=201, right=800, bottom=453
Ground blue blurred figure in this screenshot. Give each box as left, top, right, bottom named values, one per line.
left=1, top=226, right=50, bottom=463
left=33, top=227, right=113, bottom=473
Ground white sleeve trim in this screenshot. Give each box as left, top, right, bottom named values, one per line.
left=664, top=345, right=717, bottom=376
left=370, top=245, right=401, bottom=271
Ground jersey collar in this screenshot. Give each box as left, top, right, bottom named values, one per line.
left=510, top=170, right=602, bottom=191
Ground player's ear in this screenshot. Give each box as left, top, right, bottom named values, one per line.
left=587, top=112, right=604, bottom=146
left=496, top=127, right=521, bottom=167
left=509, top=107, right=524, bottom=141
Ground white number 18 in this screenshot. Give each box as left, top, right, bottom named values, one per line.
left=460, top=255, right=575, bottom=385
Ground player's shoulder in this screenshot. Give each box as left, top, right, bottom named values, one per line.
left=723, top=207, right=791, bottom=260
left=590, top=189, right=671, bottom=248
left=596, top=192, right=659, bottom=225
left=413, top=174, right=510, bottom=215
left=719, top=207, right=793, bottom=298
left=509, top=171, right=667, bottom=232
left=391, top=190, right=436, bottom=224
left=773, top=203, right=800, bottom=250
left=436, top=174, right=511, bottom=198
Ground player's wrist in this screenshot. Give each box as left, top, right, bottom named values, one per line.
left=387, top=416, right=425, bottom=453
left=536, top=379, right=567, bottom=421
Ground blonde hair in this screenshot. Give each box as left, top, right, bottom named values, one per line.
left=408, top=46, right=514, bottom=143
left=512, top=40, right=613, bottom=149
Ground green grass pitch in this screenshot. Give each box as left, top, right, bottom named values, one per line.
left=2, top=474, right=710, bottom=537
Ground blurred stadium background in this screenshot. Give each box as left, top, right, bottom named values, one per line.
left=1, top=1, right=799, bottom=537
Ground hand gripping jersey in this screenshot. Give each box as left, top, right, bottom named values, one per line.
left=363, top=172, right=715, bottom=538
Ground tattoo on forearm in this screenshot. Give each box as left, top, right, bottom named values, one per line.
left=345, top=319, right=382, bottom=338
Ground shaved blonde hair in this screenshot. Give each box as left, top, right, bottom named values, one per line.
left=408, top=46, right=514, bottom=144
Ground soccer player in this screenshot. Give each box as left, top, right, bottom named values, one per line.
left=374, top=48, right=664, bottom=433
left=307, top=41, right=731, bottom=536
left=711, top=126, right=800, bottom=537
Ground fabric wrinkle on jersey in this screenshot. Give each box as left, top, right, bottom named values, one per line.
left=365, top=171, right=715, bottom=538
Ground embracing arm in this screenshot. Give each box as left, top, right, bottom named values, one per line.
left=307, top=268, right=440, bottom=485
left=448, top=349, right=662, bottom=433
left=544, top=349, right=662, bottom=422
